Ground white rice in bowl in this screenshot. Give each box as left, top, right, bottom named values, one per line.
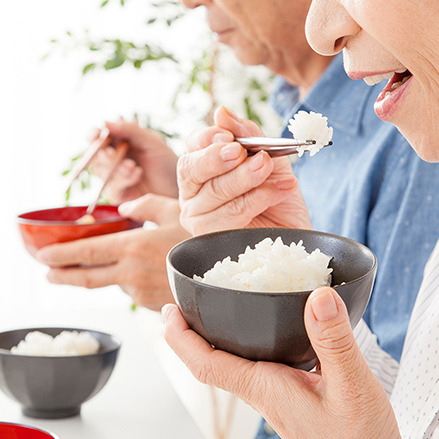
left=288, top=111, right=333, bottom=157
left=194, top=237, right=333, bottom=293
left=10, top=330, right=100, bottom=356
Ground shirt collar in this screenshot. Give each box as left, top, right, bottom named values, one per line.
left=271, top=53, right=377, bottom=137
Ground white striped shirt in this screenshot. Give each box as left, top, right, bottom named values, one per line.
left=355, top=239, right=439, bottom=438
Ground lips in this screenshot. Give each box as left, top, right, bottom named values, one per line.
left=378, top=70, right=412, bottom=95
left=351, top=68, right=413, bottom=121
left=374, top=71, right=413, bottom=120
left=211, top=27, right=234, bottom=42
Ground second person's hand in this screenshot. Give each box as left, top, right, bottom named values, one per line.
left=177, top=106, right=312, bottom=235
left=35, top=195, right=190, bottom=311
left=89, top=119, right=179, bottom=204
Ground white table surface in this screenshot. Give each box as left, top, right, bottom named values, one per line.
left=0, top=223, right=204, bottom=439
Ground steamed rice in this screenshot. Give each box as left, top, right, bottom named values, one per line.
left=288, top=111, right=333, bottom=157
left=194, top=237, right=332, bottom=293
left=10, top=330, right=100, bottom=356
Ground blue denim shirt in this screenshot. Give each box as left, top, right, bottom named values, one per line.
left=255, top=54, right=439, bottom=439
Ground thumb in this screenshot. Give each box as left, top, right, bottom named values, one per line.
left=118, top=194, right=180, bottom=225
left=214, top=106, right=264, bottom=138
left=304, top=287, right=367, bottom=387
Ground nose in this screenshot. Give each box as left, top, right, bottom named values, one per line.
left=179, top=0, right=210, bottom=9
left=305, top=0, right=360, bottom=56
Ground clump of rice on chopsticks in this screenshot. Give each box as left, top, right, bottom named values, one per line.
left=288, top=111, right=333, bottom=157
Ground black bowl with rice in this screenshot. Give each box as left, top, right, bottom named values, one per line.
left=167, top=227, right=376, bottom=370
left=0, top=327, right=121, bottom=418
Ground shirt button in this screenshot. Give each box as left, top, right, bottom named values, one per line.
left=264, top=423, right=276, bottom=435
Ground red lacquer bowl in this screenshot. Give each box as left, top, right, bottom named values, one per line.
left=17, top=205, right=142, bottom=257
left=0, top=423, right=59, bottom=439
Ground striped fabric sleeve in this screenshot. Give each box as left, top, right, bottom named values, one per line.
left=353, top=319, right=400, bottom=397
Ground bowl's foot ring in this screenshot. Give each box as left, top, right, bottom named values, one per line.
left=22, top=406, right=81, bottom=419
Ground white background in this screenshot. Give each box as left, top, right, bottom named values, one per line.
left=0, top=2, right=265, bottom=437
left=0, top=0, right=210, bottom=304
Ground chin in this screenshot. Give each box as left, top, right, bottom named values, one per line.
left=228, top=42, right=268, bottom=67
left=400, top=128, right=439, bottom=163
left=232, top=52, right=265, bottom=66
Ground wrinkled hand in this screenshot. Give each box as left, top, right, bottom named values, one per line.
left=177, top=106, right=311, bottom=235
left=89, top=119, right=179, bottom=204
left=36, top=195, right=189, bottom=311
left=163, top=287, right=400, bottom=439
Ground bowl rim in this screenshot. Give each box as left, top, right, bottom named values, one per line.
left=16, top=205, right=129, bottom=227
left=0, top=422, right=60, bottom=438
left=167, top=227, right=377, bottom=296
left=0, top=327, right=122, bottom=358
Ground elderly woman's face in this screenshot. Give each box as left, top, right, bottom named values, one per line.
left=305, top=0, right=439, bottom=161
left=180, top=0, right=313, bottom=73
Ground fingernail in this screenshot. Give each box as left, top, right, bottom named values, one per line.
left=311, top=289, right=339, bottom=321
left=97, top=149, right=107, bottom=160
left=117, top=164, right=131, bottom=176
left=248, top=152, right=264, bottom=171
left=118, top=200, right=136, bottom=216
left=46, top=271, right=56, bottom=283
left=119, top=160, right=136, bottom=175
left=36, top=249, right=50, bottom=264
left=219, top=143, right=242, bottom=161
left=213, top=132, right=234, bottom=143
left=223, top=106, right=240, bottom=121
left=98, top=148, right=113, bottom=160
left=161, top=304, right=172, bottom=323
left=276, top=178, right=297, bottom=190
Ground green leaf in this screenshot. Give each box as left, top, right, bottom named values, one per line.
left=101, top=0, right=109, bottom=6
left=104, top=55, right=125, bottom=70
left=82, top=63, right=96, bottom=75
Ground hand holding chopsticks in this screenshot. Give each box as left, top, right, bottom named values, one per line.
left=66, top=128, right=129, bottom=216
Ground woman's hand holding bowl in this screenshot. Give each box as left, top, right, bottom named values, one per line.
left=163, top=287, right=400, bottom=439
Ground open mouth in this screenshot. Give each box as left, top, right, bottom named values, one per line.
left=381, top=69, right=413, bottom=96
left=372, top=69, right=414, bottom=120
left=364, top=69, right=413, bottom=98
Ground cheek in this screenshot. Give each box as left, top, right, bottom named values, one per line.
left=344, top=0, right=416, bottom=56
